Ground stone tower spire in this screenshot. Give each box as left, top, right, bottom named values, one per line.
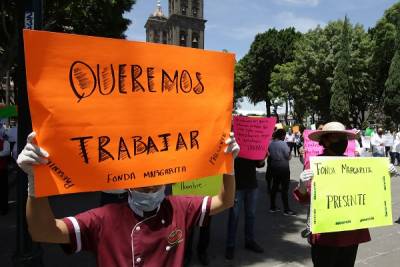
left=145, top=0, right=206, bottom=49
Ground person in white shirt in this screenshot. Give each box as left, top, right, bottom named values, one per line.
left=371, top=128, right=385, bottom=157
left=285, top=130, right=296, bottom=157
left=390, top=132, right=400, bottom=165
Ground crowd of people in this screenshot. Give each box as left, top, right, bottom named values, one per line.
left=187, top=121, right=400, bottom=266
left=4, top=119, right=399, bottom=267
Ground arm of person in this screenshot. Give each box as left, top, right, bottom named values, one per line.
left=26, top=196, right=70, bottom=244
left=17, top=132, right=70, bottom=244
left=293, top=169, right=313, bottom=204
left=284, top=142, right=292, bottom=160
left=210, top=173, right=235, bottom=215
left=209, top=133, right=239, bottom=215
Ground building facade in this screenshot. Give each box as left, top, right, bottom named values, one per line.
left=145, top=0, right=206, bottom=49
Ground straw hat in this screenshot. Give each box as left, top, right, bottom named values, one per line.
left=308, top=121, right=357, bottom=142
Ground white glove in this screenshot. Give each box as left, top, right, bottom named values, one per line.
left=224, top=132, right=240, bottom=159
left=16, top=132, right=49, bottom=197
left=299, top=169, right=314, bottom=194
left=389, top=164, right=399, bottom=177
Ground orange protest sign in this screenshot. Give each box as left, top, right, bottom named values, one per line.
left=23, top=30, right=234, bottom=197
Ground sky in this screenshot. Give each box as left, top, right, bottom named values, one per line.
left=124, top=0, right=399, bottom=114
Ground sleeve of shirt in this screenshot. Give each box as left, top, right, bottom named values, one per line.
left=292, top=180, right=311, bottom=204
left=185, top=196, right=212, bottom=229
left=282, top=142, right=290, bottom=159
left=61, top=208, right=103, bottom=254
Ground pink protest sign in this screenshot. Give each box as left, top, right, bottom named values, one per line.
left=233, top=116, right=276, bottom=160
left=303, top=130, right=356, bottom=169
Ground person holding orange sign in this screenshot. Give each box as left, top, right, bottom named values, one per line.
left=17, top=132, right=239, bottom=267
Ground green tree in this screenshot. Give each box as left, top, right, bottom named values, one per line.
left=330, top=16, right=351, bottom=125
left=237, top=28, right=301, bottom=116
left=282, top=20, right=373, bottom=127
left=287, top=23, right=341, bottom=122
left=0, top=1, right=18, bottom=80
left=348, top=24, right=374, bottom=127
left=0, top=0, right=136, bottom=99
left=369, top=2, right=400, bottom=115
left=233, top=56, right=248, bottom=110
left=270, top=62, right=298, bottom=123
left=384, top=19, right=400, bottom=125
left=43, top=0, right=135, bottom=38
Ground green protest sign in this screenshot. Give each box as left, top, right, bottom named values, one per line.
left=310, top=157, right=392, bottom=234
left=172, top=175, right=222, bottom=196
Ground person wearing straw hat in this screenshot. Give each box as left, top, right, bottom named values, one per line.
left=293, top=121, right=399, bottom=267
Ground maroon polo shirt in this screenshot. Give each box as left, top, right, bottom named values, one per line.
left=62, top=195, right=211, bottom=267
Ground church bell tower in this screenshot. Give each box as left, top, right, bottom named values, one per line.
left=145, top=0, right=206, bottom=49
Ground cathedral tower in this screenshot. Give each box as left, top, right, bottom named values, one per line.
left=145, top=0, right=206, bottom=49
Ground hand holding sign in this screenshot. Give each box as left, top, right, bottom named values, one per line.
left=298, top=169, right=314, bottom=194
left=17, top=132, right=50, bottom=197
left=224, top=132, right=240, bottom=159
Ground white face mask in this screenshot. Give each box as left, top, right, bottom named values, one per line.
left=128, top=186, right=165, bottom=216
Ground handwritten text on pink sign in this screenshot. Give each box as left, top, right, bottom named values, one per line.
left=233, top=116, right=276, bottom=160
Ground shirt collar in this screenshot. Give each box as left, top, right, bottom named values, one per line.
left=131, top=204, right=161, bottom=218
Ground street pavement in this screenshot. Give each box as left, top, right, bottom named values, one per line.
left=1, top=156, right=400, bottom=267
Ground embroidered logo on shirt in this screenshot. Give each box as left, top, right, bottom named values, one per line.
left=167, top=229, right=183, bottom=247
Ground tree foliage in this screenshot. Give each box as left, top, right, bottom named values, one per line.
left=0, top=0, right=136, bottom=94
left=269, top=61, right=296, bottom=123
left=330, top=16, right=351, bottom=125
left=233, top=56, right=248, bottom=110
left=384, top=20, right=400, bottom=124
left=267, top=20, right=373, bottom=127
left=369, top=2, right=400, bottom=113
left=0, top=0, right=19, bottom=79
left=235, top=28, right=301, bottom=116
left=237, top=2, right=400, bottom=127
left=43, top=0, right=135, bottom=38
left=281, top=23, right=343, bottom=122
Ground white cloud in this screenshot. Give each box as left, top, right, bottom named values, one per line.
left=275, top=12, right=325, bottom=32
left=222, top=24, right=270, bottom=40
left=277, top=0, right=320, bottom=7
left=125, top=30, right=146, bottom=41
left=205, top=24, right=218, bottom=30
